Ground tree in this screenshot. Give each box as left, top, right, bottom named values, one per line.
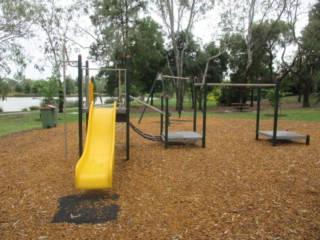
left=0, top=0, right=36, bottom=76
left=32, top=80, right=47, bottom=95
left=128, top=17, right=166, bottom=95
left=90, top=1, right=168, bottom=101
left=186, top=40, right=228, bottom=109
left=65, top=76, right=76, bottom=95
left=0, top=79, right=9, bottom=100
left=275, top=0, right=320, bottom=107
left=152, top=0, right=215, bottom=113
left=219, top=0, right=308, bottom=105
left=41, top=76, right=60, bottom=105
left=252, top=20, right=292, bottom=82
left=297, top=1, right=320, bottom=107
left=90, top=0, right=147, bottom=64
left=223, top=33, right=247, bottom=83
left=23, top=81, right=32, bottom=94
left=220, top=0, right=291, bottom=81
left=31, top=0, right=85, bottom=112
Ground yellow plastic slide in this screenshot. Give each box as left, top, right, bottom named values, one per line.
left=75, top=102, right=116, bottom=189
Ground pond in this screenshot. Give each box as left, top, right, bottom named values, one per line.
left=0, top=97, right=112, bottom=112
left=0, top=97, right=44, bottom=112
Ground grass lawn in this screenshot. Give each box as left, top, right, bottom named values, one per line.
left=208, top=108, right=320, bottom=122
left=0, top=95, right=319, bottom=137
left=0, top=112, right=42, bottom=137
left=0, top=109, right=79, bottom=137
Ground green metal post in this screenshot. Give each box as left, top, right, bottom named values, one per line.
left=85, top=60, right=89, bottom=129
left=306, top=135, right=310, bottom=145
left=165, top=95, right=169, bottom=148
left=125, top=54, right=131, bottom=160
left=78, top=55, right=83, bottom=157
left=202, top=77, right=207, bottom=148
left=193, top=78, right=197, bottom=132
left=255, top=86, right=261, bottom=140
left=272, top=78, right=280, bottom=146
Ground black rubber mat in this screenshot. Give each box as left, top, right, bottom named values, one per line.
left=52, top=192, right=120, bottom=224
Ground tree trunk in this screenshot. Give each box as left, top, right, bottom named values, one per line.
left=174, top=49, right=185, bottom=115
left=303, top=91, right=310, bottom=107
left=175, top=80, right=184, bottom=116
left=268, top=50, right=274, bottom=83
left=297, top=94, right=302, bottom=102
left=303, top=78, right=311, bottom=107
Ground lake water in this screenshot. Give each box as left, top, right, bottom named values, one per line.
left=0, top=97, right=112, bottom=112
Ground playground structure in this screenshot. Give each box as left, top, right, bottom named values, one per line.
left=194, top=78, right=311, bottom=147
left=137, top=73, right=203, bottom=147
left=70, top=53, right=310, bottom=189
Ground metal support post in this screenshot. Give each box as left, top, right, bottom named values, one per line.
left=255, top=86, right=261, bottom=140
left=125, top=55, right=131, bottom=160
left=78, top=55, right=83, bottom=157
left=272, top=78, right=280, bottom=146
left=165, top=96, right=169, bottom=148
left=202, top=77, right=207, bottom=148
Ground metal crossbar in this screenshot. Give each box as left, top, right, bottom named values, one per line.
left=194, top=83, right=276, bottom=87
left=129, top=96, right=165, bottom=115
left=81, top=67, right=126, bottom=71
left=161, top=75, right=190, bottom=80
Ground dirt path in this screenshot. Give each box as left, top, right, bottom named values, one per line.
left=1, top=117, right=319, bottom=239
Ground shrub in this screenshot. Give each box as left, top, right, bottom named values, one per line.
left=29, top=106, right=40, bottom=111
left=263, top=89, right=288, bottom=108
left=104, top=98, right=116, bottom=104
left=41, top=77, right=60, bottom=105
left=207, top=87, right=222, bottom=102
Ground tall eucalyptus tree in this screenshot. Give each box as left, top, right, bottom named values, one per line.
left=152, top=0, right=216, bottom=113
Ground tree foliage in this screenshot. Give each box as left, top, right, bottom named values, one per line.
left=0, top=0, right=36, bottom=75
left=128, top=17, right=166, bottom=94
left=90, top=1, right=165, bottom=98
left=1, top=0, right=318, bottom=110
left=90, top=0, right=147, bottom=64
left=297, top=1, right=320, bottom=107
left=152, top=0, right=215, bottom=112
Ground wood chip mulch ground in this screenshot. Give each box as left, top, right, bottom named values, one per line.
left=1, top=115, right=320, bottom=239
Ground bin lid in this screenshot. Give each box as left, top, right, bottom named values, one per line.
left=40, top=105, right=56, bottom=110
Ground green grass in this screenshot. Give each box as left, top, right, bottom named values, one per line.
left=208, top=108, right=320, bottom=122
left=282, top=93, right=320, bottom=106
left=0, top=109, right=79, bottom=138
left=0, top=97, right=319, bottom=138
left=0, top=112, right=42, bottom=137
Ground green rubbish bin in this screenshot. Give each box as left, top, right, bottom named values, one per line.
left=40, top=105, right=58, bottom=129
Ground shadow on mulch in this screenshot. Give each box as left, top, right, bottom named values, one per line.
left=266, top=139, right=307, bottom=145
left=52, top=192, right=120, bottom=224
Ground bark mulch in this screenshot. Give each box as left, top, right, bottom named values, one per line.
left=1, top=116, right=319, bottom=239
